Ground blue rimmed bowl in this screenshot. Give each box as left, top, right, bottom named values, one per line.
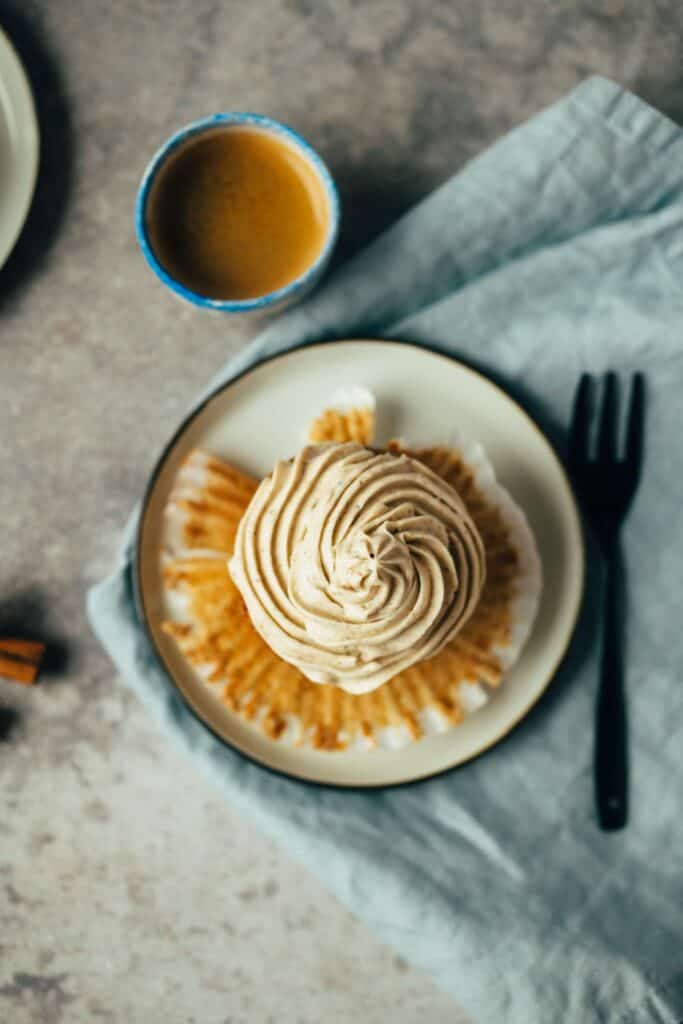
left=135, top=113, right=340, bottom=313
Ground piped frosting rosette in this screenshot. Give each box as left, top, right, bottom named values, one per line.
left=229, top=442, right=487, bottom=694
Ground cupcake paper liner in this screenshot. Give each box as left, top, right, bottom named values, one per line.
left=159, top=393, right=542, bottom=751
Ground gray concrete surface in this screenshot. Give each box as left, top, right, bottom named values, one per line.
left=1, top=1, right=681, bottom=1021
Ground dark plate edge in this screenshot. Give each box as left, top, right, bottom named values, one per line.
left=132, top=337, right=586, bottom=790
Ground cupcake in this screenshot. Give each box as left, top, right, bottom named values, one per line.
left=161, top=392, right=542, bottom=750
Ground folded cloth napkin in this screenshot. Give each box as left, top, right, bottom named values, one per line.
left=89, top=77, right=683, bottom=1023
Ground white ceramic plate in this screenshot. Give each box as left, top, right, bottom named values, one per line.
left=0, top=26, right=39, bottom=271
left=135, top=340, right=584, bottom=786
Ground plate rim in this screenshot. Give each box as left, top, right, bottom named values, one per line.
left=133, top=338, right=585, bottom=788
left=0, top=23, right=40, bottom=271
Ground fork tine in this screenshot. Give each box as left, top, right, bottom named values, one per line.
left=598, top=372, right=618, bottom=463
left=625, top=373, right=645, bottom=476
left=569, top=374, right=592, bottom=468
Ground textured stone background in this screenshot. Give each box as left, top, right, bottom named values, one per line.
left=1, top=1, right=681, bottom=1021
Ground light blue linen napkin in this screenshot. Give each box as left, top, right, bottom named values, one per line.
left=88, top=77, right=683, bottom=1023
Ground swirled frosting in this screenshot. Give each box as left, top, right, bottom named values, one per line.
left=229, top=443, right=486, bottom=694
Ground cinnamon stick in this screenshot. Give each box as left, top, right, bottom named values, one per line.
left=0, top=638, right=46, bottom=685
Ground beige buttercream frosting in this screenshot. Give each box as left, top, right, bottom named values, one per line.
left=229, top=442, right=486, bottom=694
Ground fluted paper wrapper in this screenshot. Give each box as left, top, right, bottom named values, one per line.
left=160, top=392, right=541, bottom=751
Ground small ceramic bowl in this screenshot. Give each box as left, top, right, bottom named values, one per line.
left=135, top=112, right=340, bottom=313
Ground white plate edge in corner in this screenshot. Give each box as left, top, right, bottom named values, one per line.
left=0, top=24, right=40, bottom=271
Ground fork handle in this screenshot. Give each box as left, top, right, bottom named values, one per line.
left=596, top=535, right=628, bottom=831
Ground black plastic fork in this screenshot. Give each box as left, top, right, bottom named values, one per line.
left=569, top=373, right=645, bottom=831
